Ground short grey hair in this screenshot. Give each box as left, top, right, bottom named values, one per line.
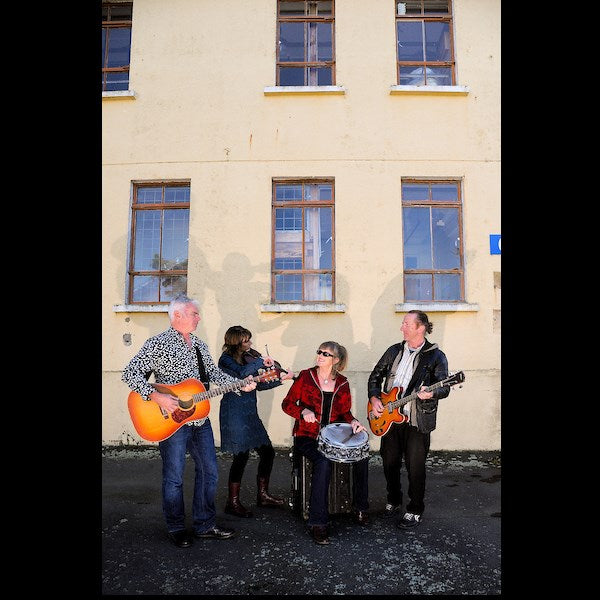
left=168, top=294, right=199, bottom=321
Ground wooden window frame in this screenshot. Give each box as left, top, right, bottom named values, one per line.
left=102, top=2, right=133, bottom=92
left=401, top=178, right=464, bottom=302
left=128, top=181, right=190, bottom=305
left=271, top=178, right=336, bottom=303
left=395, top=0, right=456, bottom=86
left=276, top=1, right=336, bottom=86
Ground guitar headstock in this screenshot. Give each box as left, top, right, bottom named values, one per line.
left=446, top=371, right=465, bottom=387
left=256, top=366, right=284, bottom=383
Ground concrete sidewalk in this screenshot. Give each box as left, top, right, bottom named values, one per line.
left=101, top=446, right=501, bottom=595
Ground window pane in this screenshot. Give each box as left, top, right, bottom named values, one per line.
left=431, top=183, right=458, bottom=202
left=305, top=183, right=332, bottom=200
left=161, top=209, right=190, bottom=270
left=314, top=67, right=332, bottom=85
left=424, top=0, right=449, bottom=15
left=304, top=208, right=332, bottom=269
left=106, top=28, right=131, bottom=68
left=275, top=257, right=302, bottom=269
left=133, top=212, right=161, bottom=270
left=280, top=22, right=305, bottom=61
left=426, top=66, right=451, bottom=85
left=424, top=21, right=450, bottom=61
left=275, top=207, right=302, bottom=230
left=434, top=273, right=460, bottom=301
left=402, top=183, right=429, bottom=201
left=316, top=1, right=333, bottom=15
left=276, top=184, right=303, bottom=202
left=405, top=274, right=432, bottom=301
left=403, top=207, right=432, bottom=269
left=132, top=275, right=160, bottom=303
left=311, top=22, right=332, bottom=61
left=305, top=274, right=332, bottom=301
left=275, top=274, right=302, bottom=301
left=160, top=276, right=187, bottom=301
left=110, top=5, right=133, bottom=20
left=279, top=1, right=305, bottom=16
left=403, top=1, right=422, bottom=15
left=432, top=208, right=460, bottom=269
left=105, top=71, right=129, bottom=92
left=137, top=187, right=163, bottom=204
left=397, top=21, right=423, bottom=61
left=164, top=187, right=190, bottom=203
left=275, top=209, right=303, bottom=268
left=279, top=67, right=305, bottom=85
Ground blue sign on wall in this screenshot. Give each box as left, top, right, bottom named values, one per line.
left=489, top=234, right=501, bottom=255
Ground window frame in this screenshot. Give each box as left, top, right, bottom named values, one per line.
left=401, top=178, right=464, bottom=303
left=395, top=0, right=456, bottom=87
left=271, top=177, right=336, bottom=303
left=127, top=181, right=191, bottom=305
left=276, top=0, right=336, bottom=86
left=102, top=2, right=133, bottom=92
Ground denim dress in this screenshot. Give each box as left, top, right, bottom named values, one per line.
left=218, top=353, right=282, bottom=454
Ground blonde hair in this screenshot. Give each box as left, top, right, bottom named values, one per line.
left=318, top=341, right=348, bottom=377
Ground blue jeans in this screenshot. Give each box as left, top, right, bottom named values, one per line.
left=158, top=419, right=218, bottom=534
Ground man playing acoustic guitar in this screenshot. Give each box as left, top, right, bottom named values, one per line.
left=367, top=310, right=449, bottom=530
left=122, top=294, right=258, bottom=548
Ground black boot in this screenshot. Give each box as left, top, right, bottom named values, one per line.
left=256, top=475, right=285, bottom=507
left=224, top=482, right=253, bottom=517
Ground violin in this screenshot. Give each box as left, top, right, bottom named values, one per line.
left=242, top=346, right=288, bottom=374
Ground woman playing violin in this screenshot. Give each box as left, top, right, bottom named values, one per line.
left=218, top=325, right=295, bottom=518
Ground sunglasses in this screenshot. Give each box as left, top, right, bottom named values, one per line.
left=316, top=349, right=336, bottom=358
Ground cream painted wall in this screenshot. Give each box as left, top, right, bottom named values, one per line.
left=102, top=0, right=500, bottom=450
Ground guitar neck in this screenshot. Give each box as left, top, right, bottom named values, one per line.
left=387, top=379, right=445, bottom=411
left=191, top=373, right=267, bottom=404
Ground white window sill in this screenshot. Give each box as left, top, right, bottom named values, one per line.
left=113, top=304, right=167, bottom=313
left=260, top=303, right=346, bottom=313
left=264, top=85, right=346, bottom=96
left=102, top=90, right=137, bottom=100
left=395, top=302, right=479, bottom=312
left=389, top=85, right=469, bottom=96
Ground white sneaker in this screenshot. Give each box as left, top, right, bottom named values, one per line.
left=382, top=503, right=401, bottom=517
left=397, top=511, right=422, bottom=528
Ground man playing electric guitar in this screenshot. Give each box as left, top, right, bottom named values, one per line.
left=367, top=310, right=450, bottom=530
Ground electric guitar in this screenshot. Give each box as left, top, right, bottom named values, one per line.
left=127, top=367, right=285, bottom=442
left=367, top=371, right=465, bottom=437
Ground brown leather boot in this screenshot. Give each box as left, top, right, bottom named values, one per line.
left=256, top=475, right=285, bottom=507
left=224, top=482, right=253, bottom=518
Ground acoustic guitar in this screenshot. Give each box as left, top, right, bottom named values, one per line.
left=128, top=367, right=284, bottom=442
left=367, top=371, right=465, bottom=437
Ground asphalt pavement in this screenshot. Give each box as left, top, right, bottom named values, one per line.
left=101, top=444, right=501, bottom=595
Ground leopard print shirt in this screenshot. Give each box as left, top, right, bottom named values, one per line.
left=122, top=326, right=242, bottom=426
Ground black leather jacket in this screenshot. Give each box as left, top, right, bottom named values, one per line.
left=367, top=339, right=449, bottom=434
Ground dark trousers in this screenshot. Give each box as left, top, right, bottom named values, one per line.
left=294, top=436, right=369, bottom=527
left=380, top=422, right=430, bottom=515
left=229, top=444, right=275, bottom=483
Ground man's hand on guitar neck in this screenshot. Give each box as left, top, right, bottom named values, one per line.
left=416, top=386, right=433, bottom=401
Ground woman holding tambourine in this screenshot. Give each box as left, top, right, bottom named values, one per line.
left=281, top=341, right=370, bottom=545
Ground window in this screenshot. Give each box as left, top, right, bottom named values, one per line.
left=395, top=0, right=455, bottom=86
left=277, top=1, right=334, bottom=86
left=272, top=179, right=335, bottom=302
left=128, top=182, right=190, bottom=304
left=402, top=180, right=464, bottom=302
left=102, top=2, right=133, bottom=92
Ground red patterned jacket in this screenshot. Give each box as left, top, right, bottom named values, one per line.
left=281, top=366, right=356, bottom=440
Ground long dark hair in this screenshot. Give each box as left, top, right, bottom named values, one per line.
left=222, top=325, right=252, bottom=363
left=407, top=309, right=433, bottom=334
